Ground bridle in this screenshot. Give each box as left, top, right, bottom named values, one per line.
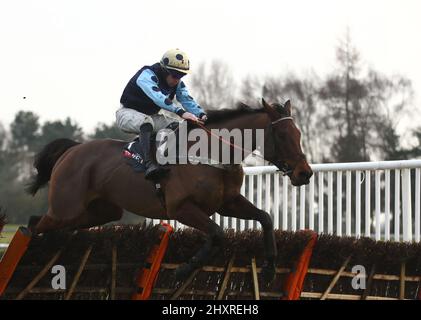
left=267, top=114, right=308, bottom=176
left=266, top=116, right=296, bottom=176
left=271, top=116, right=293, bottom=125
left=194, top=115, right=303, bottom=176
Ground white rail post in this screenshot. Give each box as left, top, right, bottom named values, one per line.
left=291, top=186, right=297, bottom=232
left=318, top=172, right=324, bottom=234
left=355, top=170, right=361, bottom=238
left=265, top=173, right=271, bottom=215
left=416, top=168, right=420, bottom=242
left=402, top=169, right=412, bottom=242
left=145, top=218, right=151, bottom=227
left=346, top=171, right=352, bottom=236
left=385, top=170, right=391, bottom=241
left=256, top=174, right=262, bottom=209
left=300, top=185, right=306, bottom=230
left=394, top=169, right=401, bottom=242
left=223, top=214, right=229, bottom=230
left=309, top=176, right=315, bottom=231
left=365, top=170, right=371, bottom=238
left=240, top=175, right=246, bottom=231
left=248, top=175, right=254, bottom=230
left=273, top=173, right=280, bottom=230
left=282, top=176, right=288, bottom=231
left=328, top=171, right=333, bottom=234
left=215, top=213, right=221, bottom=228
left=256, top=174, right=263, bottom=230
left=337, top=171, right=343, bottom=236
left=375, top=170, right=381, bottom=241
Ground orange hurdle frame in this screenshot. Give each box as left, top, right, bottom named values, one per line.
left=282, top=230, right=317, bottom=300
left=132, top=222, right=173, bottom=300
left=0, top=227, right=32, bottom=296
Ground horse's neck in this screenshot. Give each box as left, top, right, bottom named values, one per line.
left=204, top=112, right=269, bottom=161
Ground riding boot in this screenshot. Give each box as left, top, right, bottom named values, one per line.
left=138, top=123, right=169, bottom=181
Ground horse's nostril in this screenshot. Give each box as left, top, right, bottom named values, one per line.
left=300, top=171, right=308, bottom=178
left=300, top=171, right=313, bottom=180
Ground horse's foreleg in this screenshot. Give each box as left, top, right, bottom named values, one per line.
left=168, top=201, right=224, bottom=280
left=218, top=194, right=277, bottom=283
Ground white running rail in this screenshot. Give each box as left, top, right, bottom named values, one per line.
left=148, top=160, right=421, bottom=242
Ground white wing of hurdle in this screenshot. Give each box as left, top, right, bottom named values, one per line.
left=147, top=159, right=421, bottom=243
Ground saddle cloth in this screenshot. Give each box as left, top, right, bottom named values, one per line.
left=122, top=122, right=236, bottom=172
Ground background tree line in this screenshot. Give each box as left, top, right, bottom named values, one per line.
left=1, top=34, right=420, bottom=225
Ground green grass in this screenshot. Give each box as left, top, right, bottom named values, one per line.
left=0, top=224, right=21, bottom=244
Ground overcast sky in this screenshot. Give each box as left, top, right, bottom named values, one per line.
left=1, top=0, right=420, bottom=135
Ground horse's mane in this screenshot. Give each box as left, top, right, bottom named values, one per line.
left=205, top=101, right=289, bottom=124
left=205, top=103, right=265, bottom=124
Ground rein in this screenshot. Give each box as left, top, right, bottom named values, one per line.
left=195, top=122, right=262, bottom=159
left=193, top=117, right=295, bottom=175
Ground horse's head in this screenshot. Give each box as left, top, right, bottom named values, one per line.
left=261, top=98, right=313, bottom=186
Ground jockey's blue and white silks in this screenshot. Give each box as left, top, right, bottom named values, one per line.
left=174, top=80, right=205, bottom=117
left=120, top=63, right=205, bottom=118
left=135, top=68, right=183, bottom=115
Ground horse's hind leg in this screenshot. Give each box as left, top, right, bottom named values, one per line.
left=78, top=198, right=123, bottom=229
left=32, top=199, right=123, bottom=234
left=167, top=201, right=224, bottom=280
left=31, top=209, right=71, bottom=234
left=218, top=194, right=277, bottom=283
left=28, top=215, right=42, bottom=230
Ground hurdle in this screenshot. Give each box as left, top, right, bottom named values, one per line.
left=2, top=225, right=421, bottom=300
left=0, top=227, right=32, bottom=296
left=132, top=222, right=173, bottom=300
left=282, top=230, right=317, bottom=300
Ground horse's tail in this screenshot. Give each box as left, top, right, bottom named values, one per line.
left=25, top=138, right=81, bottom=196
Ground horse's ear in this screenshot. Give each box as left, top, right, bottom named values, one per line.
left=262, top=98, right=279, bottom=120
left=284, top=100, right=292, bottom=116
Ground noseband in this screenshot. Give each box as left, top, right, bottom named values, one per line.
left=268, top=116, right=305, bottom=176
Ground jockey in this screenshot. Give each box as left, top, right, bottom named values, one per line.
left=117, top=49, right=207, bottom=180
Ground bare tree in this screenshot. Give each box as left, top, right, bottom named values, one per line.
left=363, top=70, right=413, bottom=160
left=239, top=75, right=262, bottom=106
left=402, top=127, right=421, bottom=158
left=189, top=60, right=236, bottom=110
left=319, top=30, right=413, bottom=162
left=0, top=122, right=6, bottom=150
left=260, top=73, right=324, bottom=163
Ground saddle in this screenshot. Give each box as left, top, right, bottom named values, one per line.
left=123, top=138, right=147, bottom=173
left=122, top=120, right=238, bottom=172
left=122, top=121, right=180, bottom=173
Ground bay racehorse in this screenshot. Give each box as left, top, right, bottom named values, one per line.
left=25, top=99, right=313, bottom=283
